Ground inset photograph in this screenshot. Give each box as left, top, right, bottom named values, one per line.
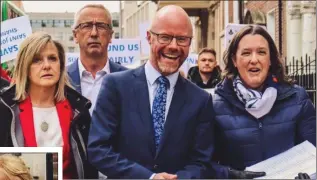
left=0, top=147, right=62, bottom=180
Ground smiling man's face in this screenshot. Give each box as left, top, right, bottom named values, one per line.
left=147, top=6, right=192, bottom=76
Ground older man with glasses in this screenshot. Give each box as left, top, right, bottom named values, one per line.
left=88, top=5, right=215, bottom=179
left=67, top=4, right=127, bottom=115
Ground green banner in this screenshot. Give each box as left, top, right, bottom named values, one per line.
left=1, top=1, right=8, bottom=21
left=1, top=1, right=8, bottom=65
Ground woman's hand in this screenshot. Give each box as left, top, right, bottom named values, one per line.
left=295, top=173, right=310, bottom=179
left=228, top=168, right=266, bottom=179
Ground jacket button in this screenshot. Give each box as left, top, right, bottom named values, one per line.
left=154, top=164, right=158, bottom=169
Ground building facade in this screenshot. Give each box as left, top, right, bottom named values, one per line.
left=27, top=12, right=78, bottom=53
left=111, top=12, right=121, bottom=39
left=27, top=11, right=121, bottom=53
left=155, top=0, right=316, bottom=70
left=120, top=1, right=158, bottom=64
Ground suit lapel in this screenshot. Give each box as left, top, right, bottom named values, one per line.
left=133, top=66, right=156, bottom=156
left=156, top=76, right=186, bottom=157
left=67, top=59, right=82, bottom=93
left=109, top=61, right=117, bottom=73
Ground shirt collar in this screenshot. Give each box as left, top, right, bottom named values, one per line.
left=145, top=61, right=179, bottom=89
left=78, top=59, right=110, bottom=79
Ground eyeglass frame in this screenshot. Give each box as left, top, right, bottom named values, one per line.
left=149, top=30, right=192, bottom=47
left=74, top=21, right=113, bottom=33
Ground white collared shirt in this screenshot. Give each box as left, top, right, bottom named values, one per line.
left=144, top=61, right=179, bottom=122
left=78, top=59, right=110, bottom=115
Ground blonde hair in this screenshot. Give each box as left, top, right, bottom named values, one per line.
left=73, top=4, right=112, bottom=29
left=12, top=31, right=72, bottom=102
left=0, top=154, right=33, bottom=180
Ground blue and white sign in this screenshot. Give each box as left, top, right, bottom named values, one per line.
left=1, top=16, right=32, bottom=63
left=66, top=53, right=80, bottom=65
left=107, top=39, right=140, bottom=66
left=66, top=39, right=141, bottom=67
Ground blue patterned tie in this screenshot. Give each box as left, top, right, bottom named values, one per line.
left=152, top=76, right=169, bottom=150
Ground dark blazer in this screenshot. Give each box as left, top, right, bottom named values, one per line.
left=88, top=65, right=215, bottom=179
left=67, top=59, right=128, bottom=93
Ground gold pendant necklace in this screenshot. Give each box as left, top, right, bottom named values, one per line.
left=41, top=121, right=49, bottom=132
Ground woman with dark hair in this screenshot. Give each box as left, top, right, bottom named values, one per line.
left=211, top=25, right=316, bottom=179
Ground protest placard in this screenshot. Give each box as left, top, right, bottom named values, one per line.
left=66, top=39, right=141, bottom=67
left=1, top=16, right=32, bottom=63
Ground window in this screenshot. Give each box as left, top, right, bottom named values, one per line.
left=68, top=47, right=75, bottom=52
left=64, top=20, right=73, bottom=27
left=266, top=9, right=275, bottom=42
left=69, top=35, right=74, bottom=41
left=115, top=32, right=120, bottom=39
left=31, top=20, right=42, bottom=28
left=112, top=20, right=119, bottom=27
left=41, top=20, right=46, bottom=27
left=46, top=20, right=53, bottom=27
left=55, top=20, right=64, bottom=27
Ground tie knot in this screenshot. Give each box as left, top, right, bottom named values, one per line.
left=157, top=76, right=169, bottom=87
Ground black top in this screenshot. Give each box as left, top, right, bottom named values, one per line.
left=187, top=66, right=221, bottom=89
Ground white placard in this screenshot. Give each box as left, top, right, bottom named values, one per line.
left=246, top=141, right=316, bottom=179
left=107, top=39, right=140, bottom=66
left=139, top=22, right=150, bottom=56
left=66, top=39, right=141, bottom=67
left=1, top=16, right=32, bottom=63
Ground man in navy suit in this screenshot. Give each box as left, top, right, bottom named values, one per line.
left=88, top=5, right=215, bottom=179
left=67, top=4, right=127, bottom=115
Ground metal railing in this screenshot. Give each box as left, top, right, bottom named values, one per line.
left=285, top=50, right=316, bottom=106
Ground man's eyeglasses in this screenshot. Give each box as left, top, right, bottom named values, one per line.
left=75, top=22, right=112, bottom=33
left=150, top=30, right=192, bottom=47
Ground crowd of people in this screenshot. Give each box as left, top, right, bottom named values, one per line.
left=0, top=3, right=315, bottom=180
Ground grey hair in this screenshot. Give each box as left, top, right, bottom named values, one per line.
left=72, top=4, right=112, bottom=29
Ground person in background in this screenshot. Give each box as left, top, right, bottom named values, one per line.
left=0, top=32, right=98, bottom=179
left=187, top=47, right=221, bottom=89
left=0, top=154, right=33, bottom=180
left=67, top=4, right=127, bottom=115
left=88, top=5, right=215, bottom=179
left=211, top=25, right=315, bottom=179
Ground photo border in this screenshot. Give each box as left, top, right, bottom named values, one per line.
left=0, top=147, right=63, bottom=180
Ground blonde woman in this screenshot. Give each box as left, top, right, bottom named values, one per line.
left=0, top=32, right=98, bottom=179
left=0, top=154, right=32, bottom=180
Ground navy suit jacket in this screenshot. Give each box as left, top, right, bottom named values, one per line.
left=67, top=59, right=128, bottom=93
left=88, top=65, right=215, bottom=179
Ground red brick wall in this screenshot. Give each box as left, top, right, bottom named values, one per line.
left=244, top=1, right=287, bottom=58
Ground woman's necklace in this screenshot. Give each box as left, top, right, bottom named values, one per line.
left=37, top=107, right=56, bottom=132
left=41, top=121, right=49, bottom=132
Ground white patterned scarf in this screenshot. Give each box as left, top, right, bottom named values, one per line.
left=233, top=75, right=277, bottom=118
